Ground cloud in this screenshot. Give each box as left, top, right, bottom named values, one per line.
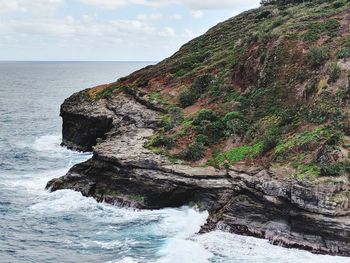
left=179, top=0, right=260, bottom=10
left=190, top=10, right=203, bottom=19
left=79, top=0, right=165, bottom=9
left=136, top=13, right=163, bottom=21
left=172, top=14, right=183, bottom=20
left=0, top=0, right=64, bottom=16
left=78, top=0, right=260, bottom=10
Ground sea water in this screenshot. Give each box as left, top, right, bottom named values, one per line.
left=0, top=61, right=348, bottom=263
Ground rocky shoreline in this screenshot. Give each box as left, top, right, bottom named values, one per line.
left=47, top=89, right=350, bottom=257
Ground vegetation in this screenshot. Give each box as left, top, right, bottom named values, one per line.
left=104, top=0, right=350, bottom=181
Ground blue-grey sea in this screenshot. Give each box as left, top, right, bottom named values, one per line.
left=0, top=61, right=348, bottom=263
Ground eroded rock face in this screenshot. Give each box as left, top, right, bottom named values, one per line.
left=48, top=90, right=350, bottom=256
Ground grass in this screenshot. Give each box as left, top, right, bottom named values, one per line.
left=209, top=143, right=263, bottom=166
left=295, top=163, right=321, bottom=180
left=148, top=91, right=168, bottom=105
left=95, top=86, right=121, bottom=99
left=275, top=127, right=334, bottom=158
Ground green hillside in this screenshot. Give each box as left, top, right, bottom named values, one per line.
left=88, top=0, right=350, bottom=182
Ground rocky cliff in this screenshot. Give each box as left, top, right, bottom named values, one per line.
left=48, top=0, right=350, bottom=256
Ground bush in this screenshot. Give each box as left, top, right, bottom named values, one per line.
left=192, top=74, right=214, bottom=94
left=162, top=107, right=184, bottom=131
left=336, top=37, right=350, bottom=59
left=193, top=109, right=217, bottom=125
left=196, top=134, right=209, bottom=145
left=178, top=74, right=214, bottom=107
left=179, top=90, right=198, bottom=107
left=327, top=62, right=341, bottom=83
left=337, top=48, right=350, bottom=59
left=308, top=45, right=330, bottom=68
left=181, top=142, right=206, bottom=161
left=261, top=127, right=282, bottom=154
left=320, top=161, right=350, bottom=177
left=305, top=80, right=317, bottom=98
left=148, top=134, right=175, bottom=149
left=225, top=118, right=247, bottom=136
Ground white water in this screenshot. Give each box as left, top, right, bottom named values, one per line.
left=1, top=62, right=349, bottom=263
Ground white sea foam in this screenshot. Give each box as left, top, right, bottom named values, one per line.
left=155, top=208, right=212, bottom=263
left=0, top=168, right=69, bottom=192
left=1, top=134, right=90, bottom=192
left=194, top=231, right=350, bottom=263
left=31, top=134, right=64, bottom=153
left=107, top=257, right=139, bottom=263
left=30, top=134, right=92, bottom=162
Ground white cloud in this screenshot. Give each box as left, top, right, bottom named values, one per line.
left=158, top=26, right=175, bottom=37
left=172, top=13, right=183, bottom=20
left=190, top=10, right=203, bottom=19
left=136, top=13, right=162, bottom=21
left=179, top=0, right=260, bottom=10
left=78, top=0, right=260, bottom=10
left=0, top=0, right=65, bottom=16
left=79, top=0, right=165, bottom=9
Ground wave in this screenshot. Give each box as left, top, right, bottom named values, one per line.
left=30, top=134, right=92, bottom=162
left=194, top=231, right=350, bottom=263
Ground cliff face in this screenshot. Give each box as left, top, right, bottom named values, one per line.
left=48, top=89, right=350, bottom=256
left=48, top=0, right=350, bottom=257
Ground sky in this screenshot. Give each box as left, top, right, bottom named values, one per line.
left=0, top=0, right=260, bottom=61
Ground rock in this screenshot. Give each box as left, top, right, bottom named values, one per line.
left=47, top=89, right=350, bottom=257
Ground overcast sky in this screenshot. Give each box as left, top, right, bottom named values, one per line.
left=0, top=0, right=260, bottom=61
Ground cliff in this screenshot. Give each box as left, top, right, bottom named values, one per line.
left=48, top=0, right=350, bottom=256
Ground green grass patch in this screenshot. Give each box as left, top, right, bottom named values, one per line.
left=295, top=163, right=321, bottom=180
left=209, top=143, right=263, bottom=166
left=275, top=126, right=334, bottom=158
left=148, top=91, right=168, bottom=105
left=95, top=86, right=122, bottom=99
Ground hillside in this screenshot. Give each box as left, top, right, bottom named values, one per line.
left=48, top=0, right=350, bottom=256
left=87, top=0, right=350, bottom=183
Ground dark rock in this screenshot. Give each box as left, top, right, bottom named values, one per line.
left=47, top=89, right=350, bottom=257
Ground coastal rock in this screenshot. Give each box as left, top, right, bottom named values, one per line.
left=47, top=90, right=350, bottom=256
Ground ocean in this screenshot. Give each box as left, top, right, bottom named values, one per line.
left=0, top=61, right=348, bottom=263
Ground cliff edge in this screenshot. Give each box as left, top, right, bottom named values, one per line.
left=48, top=0, right=350, bottom=256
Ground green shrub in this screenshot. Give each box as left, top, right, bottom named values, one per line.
left=320, top=161, right=350, bottom=177
left=336, top=37, right=350, bottom=59
left=261, top=127, right=282, bottom=154
left=192, top=74, right=214, bottom=94
left=196, top=134, right=209, bottom=145
left=202, top=121, right=226, bottom=143
left=178, top=74, right=214, bottom=107
left=333, top=1, right=345, bottom=8
left=193, top=109, right=217, bottom=125
left=305, top=80, right=317, bottom=98
left=162, top=107, right=184, bottom=131
left=181, top=142, right=206, bottom=161
left=149, top=134, right=175, bottom=149
left=303, top=19, right=340, bottom=42
left=308, top=45, right=330, bottom=68
left=225, top=118, right=247, bottom=136
left=337, top=48, right=350, bottom=59
left=179, top=90, right=198, bottom=107
left=147, top=134, right=175, bottom=149
left=327, top=62, right=341, bottom=83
